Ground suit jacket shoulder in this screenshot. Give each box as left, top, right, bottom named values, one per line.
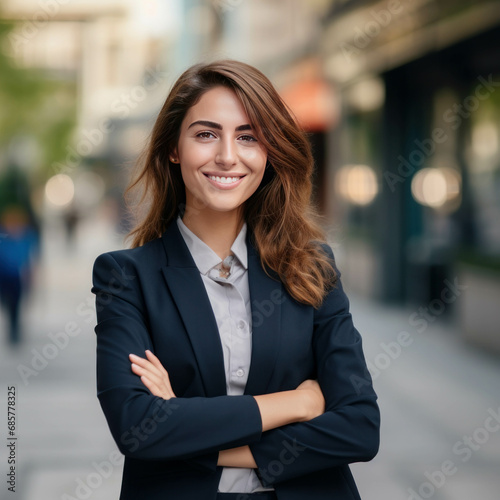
left=93, top=235, right=166, bottom=270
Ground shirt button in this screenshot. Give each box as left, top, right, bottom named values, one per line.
left=236, top=369, right=245, bottom=377
left=237, top=320, right=245, bottom=329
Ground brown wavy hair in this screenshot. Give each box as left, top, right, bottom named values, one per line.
left=126, top=59, right=337, bottom=308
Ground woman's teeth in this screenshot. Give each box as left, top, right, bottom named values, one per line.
left=208, top=175, right=241, bottom=184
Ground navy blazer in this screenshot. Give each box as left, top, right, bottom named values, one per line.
left=91, top=218, right=380, bottom=500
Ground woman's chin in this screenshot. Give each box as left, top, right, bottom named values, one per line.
left=186, top=197, right=245, bottom=216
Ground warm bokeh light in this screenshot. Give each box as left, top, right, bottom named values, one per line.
left=345, top=76, right=385, bottom=112
left=336, top=164, right=378, bottom=205
left=411, top=167, right=461, bottom=209
left=44, top=174, right=75, bottom=207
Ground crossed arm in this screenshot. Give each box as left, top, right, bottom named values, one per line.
left=129, top=349, right=325, bottom=468
left=93, top=250, right=379, bottom=485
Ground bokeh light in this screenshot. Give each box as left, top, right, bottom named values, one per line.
left=411, top=167, right=461, bottom=210
left=336, top=164, right=379, bottom=205
left=44, top=174, right=75, bottom=207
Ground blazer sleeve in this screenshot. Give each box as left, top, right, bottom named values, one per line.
left=92, top=251, right=263, bottom=469
left=248, top=245, right=380, bottom=486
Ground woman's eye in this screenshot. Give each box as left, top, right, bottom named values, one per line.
left=239, top=135, right=257, bottom=142
left=196, top=131, right=216, bottom=139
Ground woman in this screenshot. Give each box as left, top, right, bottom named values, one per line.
left=92, top=60, right=379, bottom=500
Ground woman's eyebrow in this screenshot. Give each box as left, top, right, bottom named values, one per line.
left=188, top=120, right=252, bottom=131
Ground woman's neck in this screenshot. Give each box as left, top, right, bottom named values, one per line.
left=181, top=207, right=244, bottom=260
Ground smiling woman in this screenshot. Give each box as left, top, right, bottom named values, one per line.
left=172, top=86, right=268, bottom=244
left=91, top=60, right=380, bottom=500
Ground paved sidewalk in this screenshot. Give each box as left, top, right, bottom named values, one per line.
left=0, top=214, right=125, bottom=500
left=346, top=286, right=500, bottom=500
left=1, top=215, right=499, bottom=500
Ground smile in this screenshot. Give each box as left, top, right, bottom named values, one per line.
left=203, top=173, right=246, bottom=190
left=207, top=175, right=242, bottom=184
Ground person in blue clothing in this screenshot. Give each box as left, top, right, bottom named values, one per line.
left=0, top=205, right=39, bottom=345
left=92, top=59, right=379, bottom=500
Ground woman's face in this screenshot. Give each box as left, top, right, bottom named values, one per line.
left=174, top=85, right=267, bottom=219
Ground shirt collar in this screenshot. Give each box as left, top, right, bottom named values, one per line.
left=230, top=222, right=248, bottom=270
left=176, top=215, right=248, bottom=275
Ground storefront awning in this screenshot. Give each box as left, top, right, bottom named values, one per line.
left=280, top=78, right=338, bottom=132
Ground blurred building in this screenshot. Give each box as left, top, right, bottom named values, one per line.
left=318, top=0, right=500, bottom=353
left=2, top=0, right=174, bottom=127
left=1, top=0, right=181, bottom=229
left=3, top=0, right=499, bottom=352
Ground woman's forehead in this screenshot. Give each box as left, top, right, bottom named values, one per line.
left=182, top=86, right=252, bottom=128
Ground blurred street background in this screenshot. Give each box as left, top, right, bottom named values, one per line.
left=0, top=0, right=499, bottom=499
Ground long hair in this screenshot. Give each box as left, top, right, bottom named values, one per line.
left=126, top=59, right=337, bottom=308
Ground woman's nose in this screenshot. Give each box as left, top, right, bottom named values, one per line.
left=215, top=138, right=238, bottom=166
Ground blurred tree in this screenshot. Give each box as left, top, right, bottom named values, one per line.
left=0, top=19, right=76, bottom=181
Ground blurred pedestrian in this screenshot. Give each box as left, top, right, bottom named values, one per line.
left=62, top=203, right=80, bottom=250
left=0, top=205, right=39, bottom=345
left=92, top=60, right=379, bottom=500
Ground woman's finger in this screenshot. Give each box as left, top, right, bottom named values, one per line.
left=129, top=353, right=164, bottom=379
left=145, top=350, right=170, bottom=376
left=129, top=357, right=167, bottom=387
left=129, top=354, right=176, bottom=399
left=130, top=353, right=167, bottom=383
left=131, top=363, right=168, bottom=392
left=139, top=375, right=165, bottom=399
left=130, top=351, right=173, bottom=389
left=134, top=367, right=173, bottom=399
left=145, top=352, right=173, bottom=387
left=131, top=362, right=158, bottom=380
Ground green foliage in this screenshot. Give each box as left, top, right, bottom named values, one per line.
left=0, top=20, right=77, bottom=180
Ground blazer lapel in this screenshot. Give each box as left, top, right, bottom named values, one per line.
left=160, top=220, right=227, bottom=397
left=244, top=233, right=283, bottom=396
left=160, top=218, right=283, bottom=398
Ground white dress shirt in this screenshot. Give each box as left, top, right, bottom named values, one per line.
left=176, top=215, right=275, bottom=493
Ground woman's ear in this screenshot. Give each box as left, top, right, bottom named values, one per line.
left=169, top=149, right=179, bottom=164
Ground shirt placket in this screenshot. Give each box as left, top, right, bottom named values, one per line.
left=208, top=260, right=250, bottom=395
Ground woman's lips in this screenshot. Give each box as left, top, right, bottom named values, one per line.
left=203, top=173, right=246, bottom=189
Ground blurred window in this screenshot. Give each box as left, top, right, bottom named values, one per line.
left=465, top=75, right=500, bottom=256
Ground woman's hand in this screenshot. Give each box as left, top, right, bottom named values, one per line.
left=295, top=379, right=325, bottom=421
left=217, top=446, right=257, bottom=468
left=253, top=379, right=326, bottom=432
left=129, top=350, right=176, bottom=400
